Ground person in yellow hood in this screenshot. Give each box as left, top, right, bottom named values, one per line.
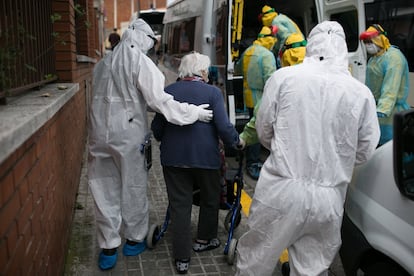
left=260, top=5, right=305, bottom=68
left=279, top=32, right=307, bottom=67
left=238, top=32, right=306, bottom=151
left=235, top=26, right=277, bottom=180
left=360, top=24, right=411, bottom=145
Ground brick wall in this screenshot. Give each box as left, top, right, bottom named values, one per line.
left=104, top=0, right=167, bottom=30
left=0, top=90, right=87, bottom=275
left=0, top=0, right=96, bottom=274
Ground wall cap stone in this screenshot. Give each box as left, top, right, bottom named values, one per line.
left=0, top=83, right=80, bottom=163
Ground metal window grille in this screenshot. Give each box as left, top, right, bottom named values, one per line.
left=0, top=0, right=56, bottom=101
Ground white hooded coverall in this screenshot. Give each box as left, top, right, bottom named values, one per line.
left=235, top=21, right=380, bottom=276
left=88, top=19, right=207, bottom=250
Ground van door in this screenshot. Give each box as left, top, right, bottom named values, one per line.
left=226, top=0, right=246, bottom=127
left=317, top=0, right=367, bottom=83
left=226, top=0, right=257, bottom=128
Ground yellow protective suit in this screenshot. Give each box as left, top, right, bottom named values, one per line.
left=361, top=25, right=411, bottom=145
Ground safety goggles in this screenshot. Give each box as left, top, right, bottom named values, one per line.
left=362, top=39, right=373, bottom=44
left=359, top=24, right=387, bottom=41
left=147, top=34, right=158, bottom=45
left=258, top=7, right=275, bottom=21
left=280, top=40, right=307, bottom=52
left=279, top=40, right=307, bottom=58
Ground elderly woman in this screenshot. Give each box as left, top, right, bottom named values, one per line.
left=151, top=52, right=242, bottom=274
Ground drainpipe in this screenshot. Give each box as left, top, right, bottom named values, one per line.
left=114, top=0, right=117, bottom=28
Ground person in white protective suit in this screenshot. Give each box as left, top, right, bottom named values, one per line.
left=235, top=21, right=380, bottom=276
left=88, top=18, right=213, bottom=271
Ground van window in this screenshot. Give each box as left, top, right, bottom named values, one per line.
left=164, top=18, right=196, bottom=56
left=162, top=17, right=196, bottom=73
left=365, top=0, right=414, bottom=71
left=331, top=9, right=359, bottom=52
left=211, top=3, right=228, bottom=88
left=215, top=4, right=228, bottom=66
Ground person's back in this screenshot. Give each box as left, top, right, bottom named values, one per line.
left=261, top=60, right=376, bottom=192
left=235, top=26, right=277, bottom=180
left=240, top=44, right=275, bottom=108
left=154, top=80, right=237, bottom=168
left=151, top=52, right=240, bottom=274
left=91, top=28, right=155, bottom=142
left=236, top=21, right=380, bottom=276
left=260, top=5, right=304, bottom=59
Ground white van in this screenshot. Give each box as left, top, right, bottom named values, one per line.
left=340, top=109, right=414, bottom=276
left=160, top=0, right=368, bottom=128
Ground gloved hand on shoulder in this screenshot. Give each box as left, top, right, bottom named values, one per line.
left=377, top=112, right=387, bottom=118
left=197, top=104, right=213, bottom=122
left=236, top=137, right=246, bottom=150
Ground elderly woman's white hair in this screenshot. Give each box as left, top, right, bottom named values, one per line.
left=178, top=52, right=211, bottom=79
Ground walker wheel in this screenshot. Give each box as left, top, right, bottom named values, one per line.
left=227, top=238, right=238, bottom=265
left=146, top=224, right=160, bottom=249
left=224, top=205, right=242, bottom=232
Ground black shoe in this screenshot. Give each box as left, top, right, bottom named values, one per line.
left=175, top=258, right=190, bottom=274
left=281, top=262, right=290, bottom=276
left=246, top=163, right=262, bottom=180
left=192, top=238, right=221, bottom=252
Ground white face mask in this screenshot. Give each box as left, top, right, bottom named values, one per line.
left=365, top=43, right=380, bottom=55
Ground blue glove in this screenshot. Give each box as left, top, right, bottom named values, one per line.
left=377, top=112, right=386, bottom=118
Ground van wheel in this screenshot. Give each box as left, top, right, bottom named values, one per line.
left=361, top=260, right=409, bottom=276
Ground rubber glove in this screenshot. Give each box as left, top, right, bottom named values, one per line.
left=377, top=112, right=386, bottom=118
left=236, top=137, right=246, bottom=150
left=197, top=104, right=213, bottom=122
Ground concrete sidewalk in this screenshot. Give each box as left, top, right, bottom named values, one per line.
left=63, top=138, right=272, bottom=276
left=63, top=136, right=345, bottom=276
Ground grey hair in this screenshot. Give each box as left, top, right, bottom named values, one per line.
left=178, top=52, right=211, bottom=78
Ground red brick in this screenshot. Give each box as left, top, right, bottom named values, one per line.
left=21, top=222, right=33, bottom=260
left=0, top=238, right=8, bottom=269
left=4, top=237, right=24, bottom=276
left=18, top=178, right=30, bottom=204
left=0, top=152, right=18, bottom=179
left=0, top=195, right=20, bottom=237
left=5, top=222, right=18, bottom=261
left=0, top=172, right=14, bottom=206
left=13, top=156, right=31, bottom=188
left=35, top=134, right=48, bottom=159
left=13, top=145, right=37, bottom=187
left=31, top=202, right=43, bottom=237
left=16, top=195, right=33, bottom=235
left=52, top=2, right=72, bottom=13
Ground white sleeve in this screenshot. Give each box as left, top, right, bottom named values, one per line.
left=256, top=74, right=278, bottom=150
left=135, top=54, right=200, bottom=126
left=355, top=94, right=381, bottom=165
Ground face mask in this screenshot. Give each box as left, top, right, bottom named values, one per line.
left=365, top=43, right=380, bottom=55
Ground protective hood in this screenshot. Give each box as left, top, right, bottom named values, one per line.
left=360, top=25, right=391, bottom=51
left=261, top=5, right=277, bottom=27
left=280, top=32, right=306, bottom=67
left=122, top=18, right=156, bottom=53
left=304, top=21, right=348, bottom=70
left=253, top=26, right=277, bottom=50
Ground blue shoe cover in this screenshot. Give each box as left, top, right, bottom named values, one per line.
left=98, top=251, right=118, bottom=270
left=247, top=163, right=262, bottom=180
left=123, top=241, right=146, bottom=256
